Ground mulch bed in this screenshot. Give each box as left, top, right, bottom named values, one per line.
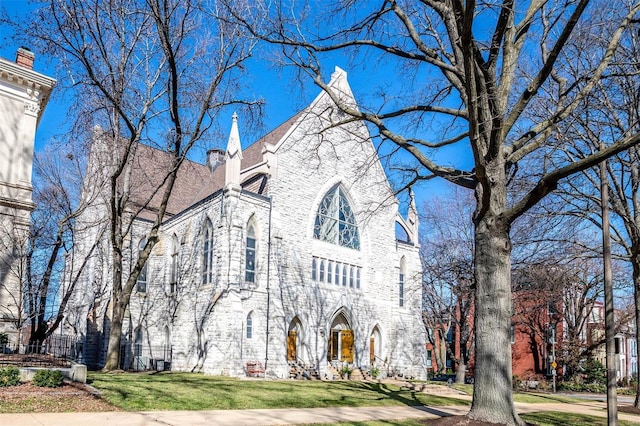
left=619, top=405, right=640, bottom=415
left=423, top=415, right=532, bottom=425
left=0, top=381, right=118, bottom=413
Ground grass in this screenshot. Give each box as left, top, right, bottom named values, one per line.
left=88, top=372, right=471, bottom=411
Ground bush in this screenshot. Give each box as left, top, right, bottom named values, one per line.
left=582, top=359, right=606, bottom=386
left=0, top=366, right=20, bottom=387
left=371, top=366, right=380, bottom=379
left=32, top=369, right=64, bottom=388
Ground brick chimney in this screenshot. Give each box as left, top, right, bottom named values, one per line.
left=15, top=47, right=34, bottom=69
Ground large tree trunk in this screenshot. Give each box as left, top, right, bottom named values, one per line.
left=632, top=256, right=640, bottom=408
left=456, top=360, right=466, bottom=384
left=104, top=292, right=125, bottom=370
left=469, top=211, right=522, bottom=425
left=104, top=247, right=124, bottom=371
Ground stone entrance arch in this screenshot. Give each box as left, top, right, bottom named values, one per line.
left=328, top=310, right=354, bottom=363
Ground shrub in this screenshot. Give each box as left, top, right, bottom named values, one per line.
left=0, top=365, right=20, bottom=387
left=582, top=359, right=606, bottom=386
left=512, top=375, right=523, bottom=390
left=371, top=366, right=380, bottom=379
left=32, top=369, right=64, bottom=388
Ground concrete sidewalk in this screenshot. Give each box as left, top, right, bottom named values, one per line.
left=1, top=402, right=639, bottom=425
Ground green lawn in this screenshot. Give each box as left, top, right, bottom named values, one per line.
left=88, top=372, right=471, bottom=411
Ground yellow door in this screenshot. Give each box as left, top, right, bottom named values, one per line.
left=370, top=337, right=375, bottom=364
left=287, top=330, right=297, bottom=361
left=341, top=330, right=354, bottom=363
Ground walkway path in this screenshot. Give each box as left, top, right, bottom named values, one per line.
left=1, top=400, right=639, bottom=426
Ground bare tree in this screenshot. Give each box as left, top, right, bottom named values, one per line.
left=550, top=30, right=640, bottom=403
left=229, top=1, right=640, bottom=422
left=421, top=188, right=475, bottom=383
left=8, top=0, right=258, bottom=370
left=22, top=141, right=105, bottom=351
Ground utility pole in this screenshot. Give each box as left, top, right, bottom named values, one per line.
left=600, top=144, right=618, bottom=426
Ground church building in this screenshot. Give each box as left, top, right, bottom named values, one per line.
left=63, top=67, right=426, bottom=379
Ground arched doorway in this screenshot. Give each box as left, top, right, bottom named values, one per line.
left=370, top=326, right=381, bottom=366
left=328, top=311, right=354, bottom=363
left=287, top=316, right=304, bottom=363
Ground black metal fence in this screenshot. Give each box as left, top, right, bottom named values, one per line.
left=118, top=343, right=172, bottom=371
left=0, top=334, right=81, bottom=368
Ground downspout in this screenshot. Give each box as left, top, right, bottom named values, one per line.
left=264, top=196, right=273, bottom=373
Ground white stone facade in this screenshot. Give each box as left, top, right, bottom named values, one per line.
left=64, top=68, right=426, bottom=379
left=0, top=50, right=54, bottom=344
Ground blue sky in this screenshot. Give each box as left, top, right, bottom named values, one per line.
left=0, top=0, right=460, bottom=211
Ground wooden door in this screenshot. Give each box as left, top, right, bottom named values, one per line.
left=287, top=330, right=297, bottom=361
left=370, top=337, right=375, bottom=364
left=341, top=330, right=354, bottom=363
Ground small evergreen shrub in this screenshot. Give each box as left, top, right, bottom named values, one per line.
left=0, top=366, right=20, bottom=387
left=371, top=366, right=380, bottom=379
left=32, top=369, right=64, bottom=388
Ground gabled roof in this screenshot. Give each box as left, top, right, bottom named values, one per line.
left=126, top=110, right=304, bottom=221
left=116, top=66, right=358, bottom=222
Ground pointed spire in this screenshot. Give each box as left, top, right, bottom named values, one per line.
left=225, top=112, right=243, bottom=187
left=226, top=112, right=243, bottom=160
left=408, top=189, right=419, bottom=240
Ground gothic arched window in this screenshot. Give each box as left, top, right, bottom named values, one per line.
left=246, top=312, right=253, bottom=339
left=170, top=234, right=179, bottom=293
left=202, top=220, right=214, bottom=286
left=136, top=238, right=148, bottom=293
left=313, top=186, right=360, bottom=250
left=399, top=257, right=406, bottom=307
left=245, top=222, right=256, bottom=283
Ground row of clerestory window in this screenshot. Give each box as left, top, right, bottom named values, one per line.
left=311, top=256, right=361, bottom=289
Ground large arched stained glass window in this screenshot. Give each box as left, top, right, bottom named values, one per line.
left=313, top=186, right=360, bottom=250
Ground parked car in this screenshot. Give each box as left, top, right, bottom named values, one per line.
left=431, top=373, right=457, bottom=383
